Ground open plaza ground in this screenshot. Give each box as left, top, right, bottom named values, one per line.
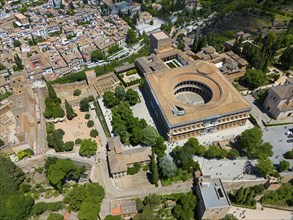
left=54, top=107, right=98, bottom=143
left=228, top=206, right=293, bottom=220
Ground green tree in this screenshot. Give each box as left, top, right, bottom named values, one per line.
left=65, top=99, right=76, bottom=120
left=258, top=142, right=273, bottom=158
left=279, top=46, right=293, bottom=70
left=126, top=29, right=138, bottom=45
left=64, top=141, right=74, bottom=151
left=114, top=86, right=125, bottom=100
left=46, top=158, right=85, bottom=190
left=228, top=149, right=240, bottom=159
left=284, top=149, right=293, bottom=159
left=64, top=185, right=86, bottom=211
left=257, top=157, right=274, bottom=177
left=192, top=34, right=199, bottom=52
left=73, top=89, right=81, bottom=96
left=0, top=155, right=25, bottom=198
left=78, top=198, right=100, bottom=220
left=239, top=127, right=263, bottom=158
left=130, top=127, right=143, bottom=145
left=279, top=160, right=290, bottom=172
left=172, top=192, right=197, bottom=220
left=141, top=126, right=159, bottom=146
left=64, top=183, right=104, bottom=218
left=47, top=83, right=58, bottom=100
left=13, top=40, right=21, bottom=47
left=91, top=50, right=105, bottom=62
left=90, top=129, right=99, bottom=138
left=79, top=98, right=89, bottom=112
left=153, top=136, right=167, bottom=160
left=47, top=213, right=63, bottom=220
left=185, top=138, right=206, bottom=156
left=87, top=120, right=94, bottom=128
left=221, top=214, right=238, bottom=220
left=32, top=202, right=47, bottom=215
left=125, top=88, right=140, bottom=106
left=103, top=91, right=120, bottom=108
left=144, top=194, right=161, bottom=207
left=14, top=54, right=24, bottom=70
left=171, top=146, right=200, bottom=172
left=261, top=183, right=293, bottom=207
left=244, top=69, right=266, bottom=89
left=159, top=155, right=177, bottom=178
left=151, top=151, right=159, bottom=186
left=2, top=194, right=34, bottom=220
left=79, top=139, right=97, bottom=157
left=177, top=41, right=185, bottom=51
left=205, top=145, right=228, bottom=159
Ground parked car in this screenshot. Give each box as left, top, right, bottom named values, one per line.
left=286, top=139, right=293, bottom=143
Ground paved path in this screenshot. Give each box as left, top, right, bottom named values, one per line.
left=35, top=88, right=47, bottom=154
left=228, top=206, right=293, bottom=220
left=89, top=108, right=108, bottom=146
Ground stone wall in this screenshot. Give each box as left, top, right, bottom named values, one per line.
left=222, top=179, right=267, bottom=191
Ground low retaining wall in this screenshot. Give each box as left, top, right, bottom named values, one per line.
left=222, top=178, right=267, bottom=190
left=52, top=80, right=87, bottom=92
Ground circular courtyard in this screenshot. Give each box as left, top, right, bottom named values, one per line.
left=174, top=80, right=213, bottom=106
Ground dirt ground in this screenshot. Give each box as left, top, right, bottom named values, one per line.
left=54, top=108, right=98, bottom=143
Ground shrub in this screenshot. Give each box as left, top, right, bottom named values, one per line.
left=64, top=141, right=74, bottom=151
left=46, top=122, right=55, bottom=134
left=47, top=213, right=63, bottom=220
left=90, top=129, right=99, bottom=138
left=56, top=128, right=65, bottom=136
left=79, top=98, right=89, bottom=112
left=79, top=139, right=97, bottom=157
left=88, top=95, right=95, bottom=102
left=228, top=149, right=240, bottom=159
left=21, top=183, right=31, bottom=193
left=73, top=89, right=81, bottom=96
left=143, top=165, right=149, bottom=171
left=47, top=201, right=64, bottom=211
left=16, top=149, right=34, bottom=160
left=85, top=113, right=90, bottom=119
left=32, top=202, right=47, bottom=215
left=284, top=149, right=293, bottom=159
left=87, top=120, right=94, bottom=128
left=126, top=69, right=137, bottom=76
left=75, top=138, right=82, bottom=145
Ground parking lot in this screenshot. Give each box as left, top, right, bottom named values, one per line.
left=262, top=125, right=293, bottom=165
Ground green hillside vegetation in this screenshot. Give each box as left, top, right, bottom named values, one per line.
left=0, top=154, right=34, bottom=220
left=261, top=183, right=293, bottom=207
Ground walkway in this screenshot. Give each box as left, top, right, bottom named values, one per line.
left=228, top=206, right=293, bottom=220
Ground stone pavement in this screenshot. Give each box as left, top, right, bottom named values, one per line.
left=228, top=206, right=292, bottom=220
left=244, top=95, right=270, bottom=128
left=198, top=157, right=258, bottom=181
